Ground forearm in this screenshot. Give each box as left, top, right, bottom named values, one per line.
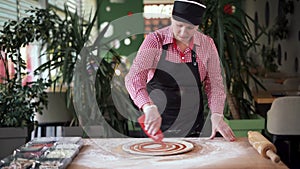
left=125, top=73, right=152, bottom=109
left=204, top=78, right=226, bottom=114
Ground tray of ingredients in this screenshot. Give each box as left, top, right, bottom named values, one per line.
left=0, top=156, right=36, bottom=169
left=0, top=137, right=83, bottom=169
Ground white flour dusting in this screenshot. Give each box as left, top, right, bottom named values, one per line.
left=69, top=138, right=287, bottom=169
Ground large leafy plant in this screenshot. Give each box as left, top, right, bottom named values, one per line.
left=0, top=7, right=63, bottom=130
left=0, top=2, right=136, bottom=137
left=0, top=76, right=49, bottom=128
left=32, top=5, right=137, bottom=136
left=0, top=41, right=50, bottom=131
left=201, top=0, right=263, bottom=119
left=0, top=5, right=51, bottom=130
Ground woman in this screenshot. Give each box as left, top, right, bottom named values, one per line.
left=125, top=0, right=235, bottom=141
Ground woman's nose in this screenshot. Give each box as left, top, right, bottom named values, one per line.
left=179, top=27, right=188, bottom=36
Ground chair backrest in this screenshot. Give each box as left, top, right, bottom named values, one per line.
left=283, top=78, right=300, bottom=90
left=267, top=96, right=300, bottom=135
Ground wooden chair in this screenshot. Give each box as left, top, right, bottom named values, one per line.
left=266, top=96, right=300, bottom=167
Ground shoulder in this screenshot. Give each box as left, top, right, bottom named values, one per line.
left=139, top=27, right=170, bottom=50
left=194, top=31, right=216, bottom=52
left=148, top=26, right=172, bottom=45
left=194, top=31, right=214, bottom=44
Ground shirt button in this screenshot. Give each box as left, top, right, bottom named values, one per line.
left=181, top=57, right=185, bottom=60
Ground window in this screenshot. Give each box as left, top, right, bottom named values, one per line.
left=0, top=0, right=18, bottom=29
left=143, top=4, right=173, bottom=33
left=1, top=0, right=96, bottom=83
left=0, top=0, right=41, bottom=30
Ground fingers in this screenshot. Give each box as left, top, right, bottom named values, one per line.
left=142, top=104, right=161, bottom=135
left=217, top=124, right=236, bottom=142
left=148, top=124, right=158, bottom=136
left=209, top=131, right=216, bottom=140
left=145, top=117, right=161, bottom=136
left=144, top=116, right=156, bottom=131
left=144, top=122, right=150, bottom=131
left=211, top=114, right=236, bottom=142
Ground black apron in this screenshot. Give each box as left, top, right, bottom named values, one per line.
left=147, top=44, right=204, bottom=137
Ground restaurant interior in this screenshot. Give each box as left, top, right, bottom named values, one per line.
left=0, top=0, right=300, bottom=168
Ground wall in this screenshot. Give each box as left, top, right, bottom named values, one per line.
left=243, top=0, right=300, bottom=75
left=97, top=0, right=144, bottom=59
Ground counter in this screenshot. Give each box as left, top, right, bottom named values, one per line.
left=68, top=137, right=288, bottom=169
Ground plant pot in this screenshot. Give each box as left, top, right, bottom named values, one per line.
left=224, top=114, right=265, bottom=137
left=0, top=127, right=28, bottom=159
left=35, top=91, right=74, bottom=125
left=62, top=126, right=84, bottom=137
left=62, top=125, right=111, bottom=138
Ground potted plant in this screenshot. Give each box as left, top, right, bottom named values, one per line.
left=0, top=49, right=50, bottom=159
left=0, top=3, right=138, bottom=137
left=201, top=0, right=265, bottom=136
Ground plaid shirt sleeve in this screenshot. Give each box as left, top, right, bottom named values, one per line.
left=202, top=37, right=226, bottom=114
left=125, top=32, right=161, bottom=109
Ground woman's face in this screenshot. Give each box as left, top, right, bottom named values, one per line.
left=171, top=18, right=198, bottom=44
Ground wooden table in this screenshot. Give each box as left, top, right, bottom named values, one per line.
left=253, top=90, right=300, bottom=104
left=253, top=91, right=276, bottom=104
left=262, top=72, right=300, bottom=84
left=253, top=90, right=300, bottom=117
left=68, top=137, right=288, bottom=169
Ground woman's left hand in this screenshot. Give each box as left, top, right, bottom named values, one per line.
left=210, top=113, right=236, bottom=142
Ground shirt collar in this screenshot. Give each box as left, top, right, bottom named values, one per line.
left=161, top=26, right=173, bottom=46
left=173, top=37, right=194, bottom=50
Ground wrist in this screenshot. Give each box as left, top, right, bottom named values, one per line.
left=142, top=102, right=153, bottom=110
left=143, top=104, right=157, bottom=113
left=211, top=113, right=224, bottom=120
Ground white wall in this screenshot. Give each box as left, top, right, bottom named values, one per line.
left=243, top=0, right=300, bottom=75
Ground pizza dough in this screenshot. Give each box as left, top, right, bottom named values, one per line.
left=122, top=139, right=194, bottom=156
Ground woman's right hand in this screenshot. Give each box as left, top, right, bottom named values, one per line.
left=142, top=104, right=162, bottom=136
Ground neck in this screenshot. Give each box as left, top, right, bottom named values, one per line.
left=176, top=40, right=188, bottom=52
left=175, top=38, right=192, bottom=52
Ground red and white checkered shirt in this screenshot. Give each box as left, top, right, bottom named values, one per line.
left=125, top=26, right=226, bottom=114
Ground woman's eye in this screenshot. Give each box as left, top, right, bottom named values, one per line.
left=176, top=23, right=194, bottom=30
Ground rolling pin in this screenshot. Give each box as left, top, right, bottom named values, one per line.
left=248, top=131, right=280, bottom=163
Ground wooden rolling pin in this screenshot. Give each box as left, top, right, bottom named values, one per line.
left=248, top=131, right=280, bottom=163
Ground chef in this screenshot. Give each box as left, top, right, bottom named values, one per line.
left=125, top=0, right=235, bottom=141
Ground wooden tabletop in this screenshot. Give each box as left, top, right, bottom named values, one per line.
left=253, top=92, right=276, bottom=104
left=68, top=137, right=288, bottom=169
left=253, top=90, right=300, bottom=104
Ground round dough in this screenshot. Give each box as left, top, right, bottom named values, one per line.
left=122, top=139, right=194, bottom=156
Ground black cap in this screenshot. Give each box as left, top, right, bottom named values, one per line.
left=172, top=0, right=206, bottom=25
